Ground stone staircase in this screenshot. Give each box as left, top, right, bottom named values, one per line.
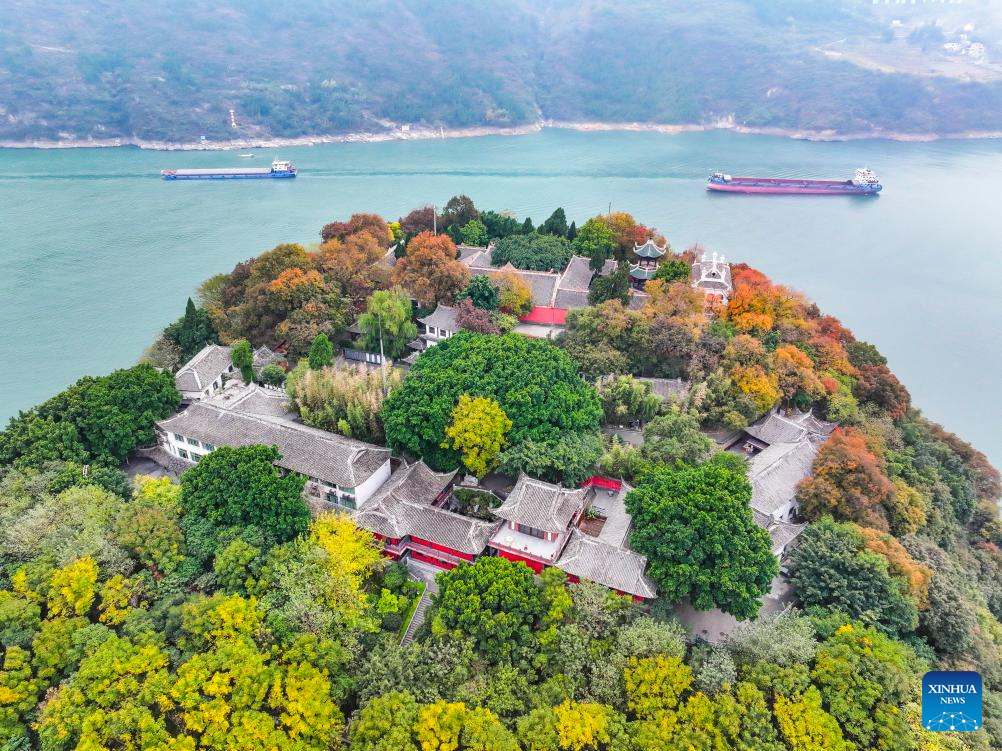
left=400, top=585, right=432, bottom=646
left=400, top=558, right=442, bottom=646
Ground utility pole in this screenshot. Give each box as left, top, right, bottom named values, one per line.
left=377, top=314, right=388, bottom=396
left=432, top=204, right=437, bottom=236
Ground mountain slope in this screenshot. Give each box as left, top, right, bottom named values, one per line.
left=2, top=0, right=1002, bottom=142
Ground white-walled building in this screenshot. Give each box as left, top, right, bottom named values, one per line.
left=691, top=251, right=733, bottom=305
left=174, top=344, right=235, bottom=401
left=157, top=382, right=391, bottom=508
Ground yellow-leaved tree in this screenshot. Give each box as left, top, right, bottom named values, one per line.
left=441, top=394, right=512, bottom=479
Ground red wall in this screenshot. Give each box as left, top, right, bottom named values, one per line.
left=410, top=550, right=456, bottom=570
left=498, top=549, right=545, bottom=573
left=410, top=536, right=474, bottom=561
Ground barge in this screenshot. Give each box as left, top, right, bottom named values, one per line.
left=161, top=159, right=297, bottom=180
left=707, top=168, right=881, bottom=195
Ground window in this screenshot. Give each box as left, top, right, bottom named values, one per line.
left=174, top=433, right=184, bottom=442
left=203, top=443, right=215, bottom=451
left=178, top=449, right=189, bottom=460
left=340, top=487, right=355, bottom=496
left=326, top=491, right=356, bottom=511
left=517, top=524, right=546, bottom=539
left=187, top=437, right=200, bottom=447
left=191, top=453, right=201, bottom=463
left=427, top=326, right=437, bottom=336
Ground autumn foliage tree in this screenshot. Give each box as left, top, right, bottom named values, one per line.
left=853, top=364, right=911, bottom=420
left=442, top=394, right=512, bottom=478
left=392, top=231, right=469, bottom=308
left=493, top=271, right=534, bottom=316
left=796, top=428, right=897, bottom=531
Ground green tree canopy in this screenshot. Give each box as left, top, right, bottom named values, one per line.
left=358, top=287, right=418, bottom=359
left=0, top=365, right=180, bottom=469
left=497, top=431, right=604, bottom=487
left=788, top=518, right=919, bottom=637
left=573, top=217, right=617, bottom=271
left=626, top=462, right=777, bottom=619
left=640, top=406, right=715, bottom=465
left=163, top=297, right=218, bottom=361
left=456, top=275, right=499, bottom=311
left=653, top=258, right=691, bottom=283
left=460, top=219, right=488, bottom=247
left=382, top=332, right=602, bottom=470
left=490, top=234, right=573, bottom=272
left=540, top=208, right=569, bottom=237
left=433, top=556, right=543, bottom=662
left=231, top=337, right=254, bottom=382
left=307, top=332, right=334, bottom=370
left=588, top=264, right=629, bottom=306
left=180, top=445, right=310, bottom=544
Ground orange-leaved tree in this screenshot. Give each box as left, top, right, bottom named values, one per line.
left=797, top=427, right=896, bottom=530
left=392, top=231, right=469, bottom=308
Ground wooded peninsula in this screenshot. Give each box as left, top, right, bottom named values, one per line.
left=1, top=198, right=999, bottom=751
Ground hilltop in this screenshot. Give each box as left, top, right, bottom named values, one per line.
left=3, top=0, right=1002, bottom=144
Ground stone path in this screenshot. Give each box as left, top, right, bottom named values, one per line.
left=400, top=558, right=442, bottom=646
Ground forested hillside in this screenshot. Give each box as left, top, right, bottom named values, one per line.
left=2, top=200, right=1001, bottom=749
left=3, top=0, right=1002, bottom=142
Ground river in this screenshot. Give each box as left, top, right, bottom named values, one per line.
left=1, top=129, right=999, bottom=467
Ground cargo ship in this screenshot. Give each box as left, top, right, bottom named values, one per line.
left=161, top=160, right=297, bottom=180
left=706, top=168, right=881, bottom=195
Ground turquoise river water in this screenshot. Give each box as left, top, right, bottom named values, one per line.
left=1, top=129, right=1000, bottom=466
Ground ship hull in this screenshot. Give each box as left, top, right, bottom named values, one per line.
left=707, top=177, right=880, bottom=195
left=162, top=171, right=296, bottom=180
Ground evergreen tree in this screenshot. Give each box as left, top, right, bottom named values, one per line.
left=231, top=338, right=254, bottom=382
left=567, top=221, right=577, bottom=243
left=588, top=265, right=629, bottom=305
left=164, top=298, right=217, bottom=361
left=520, top=217, right=534, bottom=234
left=540, top=208, right=569, bottom=237
left=308, top=333, right=334, bottom=370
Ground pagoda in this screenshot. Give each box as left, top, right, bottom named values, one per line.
left=628, top=238, right=667, bottom=290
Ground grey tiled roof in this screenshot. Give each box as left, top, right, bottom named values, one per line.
left=494, top=475, right=589, bottom=534
left=691, top=255, right=733, bottom=293
left=175, top=345, right=233, bottom=393
left=635, top=378, right=691, bottom=401
left=767, top=520, right=806, bottom=555
left=552, top=256, right=594, bottom=310
left=587, top=481, right=635, bottom=548
left=556, top=530, right=657, bottom=599
left=633, top=239, right=667, bottom=259
left=744, top=410, right=836, bottom=447
left=458, top=247, right=493, bottom=269
left=557, top=256, right=594, bottom=292
left=418, top=304, right=458, bottom=332
left=554, top=289, right=589, bottom=309
left=209, top=383, right=294, bottom=418
left=157, top=386, right=390, bottom=488
left=355, top=462, right=498, bottom=555
left=501, top=268, right=560, bottom=307
left=748, top=440, right=818, bottom=516
left=252, top=345, right=284, bottom=374
left=629, top=264, right=657, bottom=280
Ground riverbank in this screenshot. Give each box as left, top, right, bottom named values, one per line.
left=5, top=119, right=1002, bottom=150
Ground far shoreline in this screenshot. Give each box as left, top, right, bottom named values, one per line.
left=4, top=119, right=1002, bottom=151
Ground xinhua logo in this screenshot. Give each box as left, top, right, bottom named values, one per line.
left=922, top=670, right=982, bottom=732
